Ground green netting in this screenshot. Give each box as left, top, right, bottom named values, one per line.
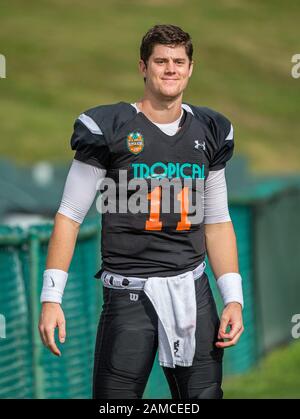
left=253, top=188, right=300, bottom=355
left=0, top=227, right=34, bottom=399
left=0, top=219, right=102, bottom=399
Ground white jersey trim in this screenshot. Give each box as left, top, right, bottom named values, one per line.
left=78, top=113, right=103, bottom=135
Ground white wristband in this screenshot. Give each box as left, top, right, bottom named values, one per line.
left=40, top=269, right=68, bottom=304
left=216, top=272, right=244, bottom=309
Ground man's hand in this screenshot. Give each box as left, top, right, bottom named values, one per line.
left=38, top=302, right=66, bottom=356
left=215, top=302, right=244, bottom=348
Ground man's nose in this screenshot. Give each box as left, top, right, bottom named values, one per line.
left=165, top=61, right=176, bottom=73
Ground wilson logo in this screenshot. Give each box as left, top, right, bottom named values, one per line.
left=129, top=293, right=139, bottom=301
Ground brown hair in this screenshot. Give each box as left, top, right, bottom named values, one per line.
left=140, top=24, right=193, bottom=65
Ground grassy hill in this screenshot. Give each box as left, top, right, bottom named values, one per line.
left=224, top=340, right=300, bottom=399
left=0, top=0, right=299, bottom=173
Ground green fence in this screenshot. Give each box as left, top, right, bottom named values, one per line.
left=0, top=218, right=102, bottom=399
left=1, top=186, right=300, bottom=398
left=252, top=187, right=300, bottom=356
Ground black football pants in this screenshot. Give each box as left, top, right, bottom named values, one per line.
left=93, top=272, right=224, bottom=399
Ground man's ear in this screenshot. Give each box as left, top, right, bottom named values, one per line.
left=139, top=59, right=147, bottom=78
left=188, top=60, right=194, bottom=78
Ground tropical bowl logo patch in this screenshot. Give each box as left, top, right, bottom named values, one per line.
left=127, top=131, right=144, bottom=155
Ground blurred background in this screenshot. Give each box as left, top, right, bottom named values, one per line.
left=0, top=0, right=300, bottom=399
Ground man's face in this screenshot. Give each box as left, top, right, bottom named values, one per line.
left=139, top=44, right=193, bottom=100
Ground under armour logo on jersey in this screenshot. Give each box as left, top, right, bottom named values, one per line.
left=130, top=293, right=139, bottom=301
left=194, top=140, right=206, bottom=151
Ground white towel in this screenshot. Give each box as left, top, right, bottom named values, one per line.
left=143, top=270, right=197, bottom=368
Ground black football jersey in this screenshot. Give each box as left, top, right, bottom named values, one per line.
left=70, top=102, right=234, bottom=277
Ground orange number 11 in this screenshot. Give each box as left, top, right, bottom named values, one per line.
left=145, top=186, right=191, bottom=231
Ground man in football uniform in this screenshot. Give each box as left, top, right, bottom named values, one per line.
left=39, top=24, right=244, bottom=399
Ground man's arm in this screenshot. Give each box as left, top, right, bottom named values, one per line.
left=205, top=221, right=244, bottom=348
left=39, top=213, right=80, bottom=357
left=204, top=221, right=238, bottom=278
left=38, top=159, right=106, bottom=356
left=46, top=212, right=80, bottom=271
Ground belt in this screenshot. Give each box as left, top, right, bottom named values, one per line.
left=99, top=261, right=206, bottom=290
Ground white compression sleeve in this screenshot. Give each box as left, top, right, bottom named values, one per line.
left=42, top=160, right=106, bottom=303
left=57, top=159, right=106, bottom=224
left=204, top=168, right=231, bottom=224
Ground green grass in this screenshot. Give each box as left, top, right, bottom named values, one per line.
left=223, top=340, right=300, bottom=399
left=0, top=0, right=299, bottom=173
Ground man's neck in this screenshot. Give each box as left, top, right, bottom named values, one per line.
left=136, top=95, right=183, bottom=124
